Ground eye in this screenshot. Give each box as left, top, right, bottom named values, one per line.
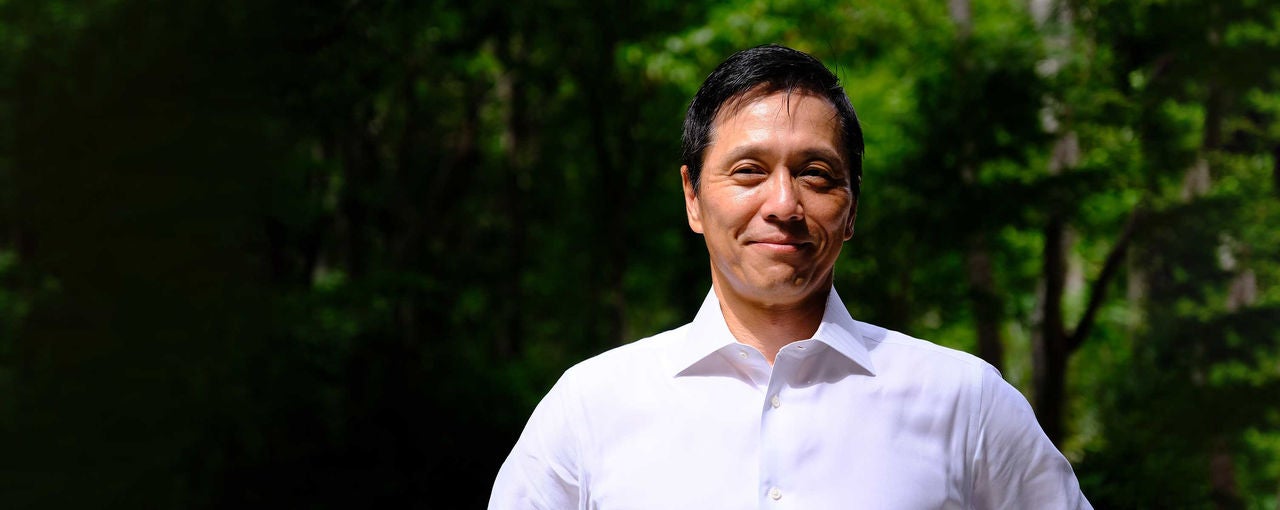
left=799, top=166, right=833, bottom=180
left=731, top=164, right=767, bottom=179
left=799, top=165, right=845, bottom=190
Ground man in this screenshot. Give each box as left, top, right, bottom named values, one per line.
left=489, top=44, right=1092, bottom=509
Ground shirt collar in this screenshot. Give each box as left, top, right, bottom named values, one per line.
left=667, top=286, right=877, bottom=377
left=814, top=286, right=877, bottom=375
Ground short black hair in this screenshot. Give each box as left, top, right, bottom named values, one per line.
left=680, top=44, right=863, bottom=196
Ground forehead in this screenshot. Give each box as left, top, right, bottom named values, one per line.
left=707, top=89, right=842, bottom=156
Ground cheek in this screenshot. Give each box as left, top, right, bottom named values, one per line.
left=728, top=188, right=760, bottom=209
left=814, top=202, right=852, bottom=225
left=707, top=191, right=759, bottom=225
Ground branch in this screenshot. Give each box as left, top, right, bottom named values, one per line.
left=1067, top=203, right=1143, bottom=353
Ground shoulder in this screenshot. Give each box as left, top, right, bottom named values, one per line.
left=854, top=321, right=1037, bottom=431
left=555, top=323, right=688, bottom=393
left=568, top=323, right=686, bottom=371
left=512, top=323, right=690, bottom=451
left=856, top=320, right=994, bottom=381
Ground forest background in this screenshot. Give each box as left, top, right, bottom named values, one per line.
left=2, top=0, right=1279, bottom=508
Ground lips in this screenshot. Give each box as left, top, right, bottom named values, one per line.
left=747, top=237, right=812, bottom=252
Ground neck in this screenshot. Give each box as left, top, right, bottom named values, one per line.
left=714, top=281, right=830, bottom=365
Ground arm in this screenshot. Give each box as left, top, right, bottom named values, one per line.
left=488, top=374, right=584, bottom=510
left=970, top=364, right=1093, bottom=510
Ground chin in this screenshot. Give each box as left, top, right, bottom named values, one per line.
left=741, top=278, right=822, bottom=305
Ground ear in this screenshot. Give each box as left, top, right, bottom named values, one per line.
left=843, top=195, right=858, bottom=240
left=681, top=165, right=703, bottom=234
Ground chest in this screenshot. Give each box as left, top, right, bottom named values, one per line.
left=583, top=377, right=973, bottom=509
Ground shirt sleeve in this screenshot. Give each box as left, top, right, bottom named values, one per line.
left=488, top=372, right=584, bottom=510
left=970, top=363, right=1093, bottom=510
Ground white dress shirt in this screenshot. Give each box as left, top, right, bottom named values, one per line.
left=489, top=287, right=1092, bottom=509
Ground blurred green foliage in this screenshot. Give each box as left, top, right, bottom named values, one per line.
left=1, top=0, right=1278, bottom=508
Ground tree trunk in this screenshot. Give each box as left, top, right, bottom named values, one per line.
left=1033, top=215, right=1069, bottom=444
left=1272, top=144, right=1280, bottom=198
left=1197, top=71, right=1245, bottom=510
left=948, top=0, right=1006, bottom=370
left=949, top=0, right=972, bottom=39
left=1209, top=436, right=1243, bottom=510
left=582, top=3, right=629, bottom=346
left=495, top=31, right=531, bottom=359
left=1029, top=0, right=1090, bottom=447
left=967, top=235, right=1004, bottom=371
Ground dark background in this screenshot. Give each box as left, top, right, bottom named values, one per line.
left=2, top=0, right=1279, bottom=508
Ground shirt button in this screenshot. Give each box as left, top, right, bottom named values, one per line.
left=770, top=395, right=781, bottom=408
left=769, top=487, right=782, bottom=500
left=738, top=351, right=748, bottom=359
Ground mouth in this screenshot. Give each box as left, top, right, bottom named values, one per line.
left=747, top=239, right=812, bottom=253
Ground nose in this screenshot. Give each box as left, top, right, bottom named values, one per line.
left=761, top=171, right=803, bottom=222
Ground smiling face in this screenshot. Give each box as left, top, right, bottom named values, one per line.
left=683, top=90, right=858, bottom=309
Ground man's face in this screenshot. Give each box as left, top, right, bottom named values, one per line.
left=682, top=90, right=857, bottom=308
